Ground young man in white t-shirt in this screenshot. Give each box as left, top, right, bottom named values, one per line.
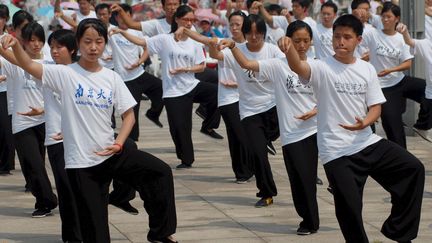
left=313, top=1, right=338, bottom=59
left=397, top=23, right=432, bottom=142
left=280, top=14, right=425, bottom=242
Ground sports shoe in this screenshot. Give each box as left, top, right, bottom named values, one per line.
left=146, top=113, right=163, bottom=128
left=200, top=128, right=224, bottom=139
left=176, top=163, right=192, bottom=169
left=110, top=202, right=139, bottom=215
left=255, top=197, right=273, bottom=208
left=413, top=127, right=432, bottom=143
left=32, top=208, right=53, bottom=218
left=296, top=226, right=317, bottom=235
left=267, top=141, right=276, bottom=155
left=316, top=177, right=323, bottom=185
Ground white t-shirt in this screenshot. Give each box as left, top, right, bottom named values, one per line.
left=140, top=18, right=171, bottom=37
left=307, top=57, right=386, bottom=164
left=2, top=59, right=45, bottom=134
left=76, top=10, right=97, bottom=23
left=273, top=16, right=317, bottom=34
left=354, top=23, right=374, bottom=58
left=42, top=63, right=137, bottom=169
left=362, top=28, right=413, bottom=88
left=43, top=87, right=62, bottom=146
left=369, top=14, right=383, bottom=30
left=265, top=25, right=285, bottom=45
left=1, top=57, right=13, bottom=115
left=313, top=23, right=334, bottom=59
left=146, top=34, right=205, bottom=98
left=412, top=39, right=432, bottom=99
left=60, top=10, right=97, bottom=29
left=223, top=42, right=285, bottom=119
left=218, top=47, right=240, bottom=107
left=258, top=58, right=317, bottom=145
left=109, top=28, right=145, bottom=82
left=426, top=15, right=432, bottom=41
left=99, top=24, right=115, bottom=69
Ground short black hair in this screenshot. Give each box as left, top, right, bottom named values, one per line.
left=12, top=10, right=34, bottom=29
left=161, top=0, right=182, bottom=6
left=351, top=0, right=370, bottom=10
left=292, top=0, right=312, bottom=9
left=381, top=2, right=400, bottom=18
left=246, top=0, right=260, bottom=10
left=321, top=1, right=338, bottom=13
left=265, top=4, right=283, bottom=15
left=170, top=4, right=193, bottom=33
left=228, top=10, right=247, bottom=22
left=333, top=14, right=363, bottom=37
left=48, top=29, right=78, bottom=61
left=76, top=18, right=108, bottom=44
left=21, top=21, right=45, bottom=43
left=242, top=14, right=266, bottom=39
left=95, top=3, right=110, bottom=14
left=286, top=20, right=313, bottom=39
left=0, top=4, right=9, bottom=19
left=117, top=3, right=132, bottom=15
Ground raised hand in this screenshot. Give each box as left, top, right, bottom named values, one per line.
left=0, top=34, right=18, bottom=50
left=277, top=36, right=292, bottom=54
left=218, top=39, right=235, bottom=50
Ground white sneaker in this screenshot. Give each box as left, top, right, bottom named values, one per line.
left=413, top=128, right=432, bottom=143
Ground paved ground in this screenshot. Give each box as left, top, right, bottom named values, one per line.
left=0, top=103, right=431, bottom=243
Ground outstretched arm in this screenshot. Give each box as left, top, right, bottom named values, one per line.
left=278, top=36, right=311, bottom=80
left=1, top=35, right=43, bottom=80
left=254, top=1, right=274, bottom=27
left=111, top=4, right=142, bottom=30
left=339, top=104, right=381, bottom=131
left=110, top=28, right=147, bottom=47
left=225, top=40, right=259, bottom=72
left=175, top=27, right=212, bottom=45
left=0, top=47, right=19, bottom=66
left=377, top=59, right=411, bottom=77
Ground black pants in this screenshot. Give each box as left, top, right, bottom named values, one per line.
left=164, top=82, right=220, bottom=165
left=241, top=106, right=279, bottom=198
left=282, top=134, right=319, bottom=231
left=324, top=139, right=424, bottom=243
left=219, top=102, right=254, bottom=180
left=125, top=72, right=164, bottom=141
left=13, top=124, right=57, bottom=210
left=67, top=147, right=177, bottom=243
left=47, top=143, right=81, bottom=242
left=0, top=92, right=15, bottom=172
left=194, top=68, right=220, bottom=119
left=381, top=76, right=432, bottom=148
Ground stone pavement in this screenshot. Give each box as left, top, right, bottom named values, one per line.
left=0, top=104, right=431, bottom=243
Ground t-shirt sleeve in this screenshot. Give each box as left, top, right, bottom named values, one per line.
left=273, top=15, right=289, bottom=31
left=304, top=59, right=321, bottom=86
left=366, top=64, right=386, bottom=106
left=223, top=49, right=236, bottom=70
left=145, top=34, right=164, bottom=56
left=42, top=64, right=66, bottom=94
left=399, top=42, right=414, bottom=62
left=112, top=72, right=137, bottom=115
left=140, top=20, right=157, bottom=37
left=194, top=43, right=206, bottom=65
left=412, top=39, right=429, bottom=60
left=258, top=58, right=280, bottom=82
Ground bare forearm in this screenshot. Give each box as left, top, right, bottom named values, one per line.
left=286, top=45, right=310, bottom=80
left=401, top=31, right=415, bottom=48
left=231, top=46, right=259, bottom=71
left=363, top=104, right=381, bottom=127
left=389, top=59, right=412, bottom=73
left=122, top=12, right=142, bottom=30
left=11, top=43, right=43, bottom=80
left=184, top=28, right=212, bottom=45
left=116, top=108, right=135, bottom=145
left=119, top=30, right=146, bottom=47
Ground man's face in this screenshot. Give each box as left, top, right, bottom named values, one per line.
left=96, top=8, right=111, bottom=25
left=332, top=26, right=362, bottom=58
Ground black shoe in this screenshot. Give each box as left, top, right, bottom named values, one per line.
left=200, top=128, right=224, bottom=139
left=32, top=208, right=53, bottom=218
left=316, top=177, right=323, bottom=185
left=110, top=202, right=139, bottom=215
left=255, top=197, right=273, bottom=208
left=267, top=141, right=276, bottom=155
left=147, top=236, right=178, bottom=243
left=176, top=163, right=192, bottom=169
left=296, top=226, right=317, bottom=235
left=146, top=113, right=163, bottom=128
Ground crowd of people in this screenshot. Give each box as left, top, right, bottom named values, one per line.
left=0, top=0, right=430, bottom=243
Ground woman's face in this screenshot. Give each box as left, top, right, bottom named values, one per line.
left=175, top=11, right=195, bottom=29
left=291, top=28, right=311, bottom=57
left=24, top=34, right=43, bottom=58
left=78, top=27, right=105, bottom=63
left=245, top=23, right=264, bottom=47
left=381, top=10, right=399, bottom=31
left=229, top=15, right=244, bottom=39
left=50, top=40, right=73, bottom=65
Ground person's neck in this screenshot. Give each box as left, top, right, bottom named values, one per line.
left=382, top=28, right=396, bottom=35
left=27, top=52, right=42, bottom=60
left=166, top=16, right=173, bottom=25
left=78, top=59, right=102, bottom=72
left=246, top=42, right=263, bottom=52
left=232, top=36, right=245, bottom=43
left=299, top=54, right=307, bottom=61
left=333, top=54, right=356, bottom=64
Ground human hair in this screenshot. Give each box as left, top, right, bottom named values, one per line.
left=161, top=0, right=182, bottom=6
left=76, top=18, right=108, bottom=44
left=292, top=0, right=312, bottom=9
left=170, top=4, right=193, bottom=33
left=265, top=4, right=283, bottom=15
left=333, top=14, right=363, bottom=36
left=117, top=3, right=132, bottom=15
left=321, top=1, right=338, bottom=13
left=242, top=14, right=266, bottom=39
left=95, top=3, right=110, bottom=14
left=351, top=0, right=370, bottom=10
left=286, top=20, right=313, bottom=39
left=12, top=10, right=34, bottom=29
left=228, top=10, right=247, bottom=22
left=0, top=4, right=9, bottom=31
left=381, top=2, right=400, bottom=18
left=48, top=29, right=78, bottom=61
left=246, top=0, right=260, bottom=10
left=21, top=21, right=45, bottom=43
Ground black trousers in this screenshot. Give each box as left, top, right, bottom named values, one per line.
left=67, top=147, right=177, bottom=243
left=282, top=134, right=319, bottom=231
left=241, top=106, right=279, bottom=198
left=194, top=68, right=220, bottom=120
left=0, top=92, right=15, bottom=172
left=125, top=72, right=164, bottom=141
left=219, top=102, right=254, bottom=180
left=381, top=76, right=432, bottom=148
left=164, top=82, right=220, bottom=165
left=324, top=139, right=424, bottom=243
left=13, top=124, right=57, bottom=210
left=47, top=143, right=81, bottom=242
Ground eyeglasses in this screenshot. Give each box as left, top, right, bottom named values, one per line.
left=179, top=17, right=197, bottom=23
